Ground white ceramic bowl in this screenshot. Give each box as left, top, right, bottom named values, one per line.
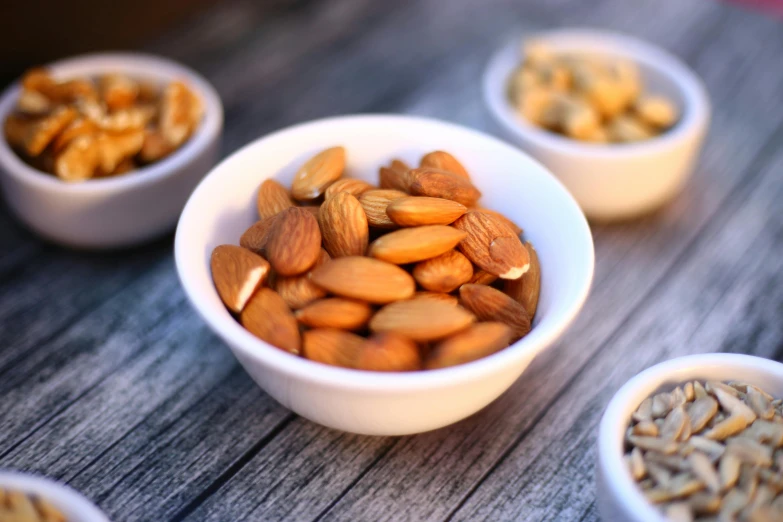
left=0, top=53, right=223, bottom=249
left=483, top=28, right=711, bottom=221
left=597, top=354, right=783, bottom=522
left=0, top=471, right=109, bottom=521
left=175, top=114, right=594, bottom=436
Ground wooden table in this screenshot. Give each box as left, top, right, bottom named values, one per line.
left=2, top=0, right=782, bottom=520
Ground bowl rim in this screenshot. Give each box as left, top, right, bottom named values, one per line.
left=0, top=471, right=110, bottom=522
left=175, top=113, right=595, bottom=392
left=483, top=27, right=711, bottom=158
left=597, top=353, right=783, bottom=522
left=0, top=52, right=223, bottom=193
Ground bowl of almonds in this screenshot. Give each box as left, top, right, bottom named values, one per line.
left=483, top=28, right=710, bottom=221
left=175, top=114, right=593, bottom=435
left=0, top=53, right=222, bottom=248
left=598, top=354, right=783, bottom=522
left=0, top=471, right=109, bottom=521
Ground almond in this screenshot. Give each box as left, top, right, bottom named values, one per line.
left=410, top=291, right=460, bottom=306
left=358, top=189, right=407, bottom=228
left=295, top=298, right=373, bottom=330
left=275, top=249, right=330, bottom=309
left=291, top=146, right=346, bottom=200
left=240, top=288, right=300, bottom=354
left=309, top=256, right=415, bottom=303
left=369, top=299, right=475, bottom=341
left=302, top=328, right=365, bottom=368
left=427, top=322, right=513, bottom=369
left=266, top=207, right=322, bottom=276
left=408, top=167, right=481, bottom=207
left=420, top=150, right=470, bottom=180
left=210, top=245, right=271, bottom=313
left=476, top=208, right=523, bottom=236
left=256, top=179, right=294, bottom=220
left=239, top=215, right=280, bottom=256
left=459, top=284, right=531, bottom=341
left=355, top=333, right=421, bottom=372
left=368, top=225, right=467, bottom=264
left=386, top=196, right=467, bottom=226
left=412, top=250, right=473, bottom=293
left=453, top=210, right=530, bottom=279
left=300, top=205, right=321, bottom=218
left=379, top=159, right=412, bottom=191
left=469, top=269, right=498, bottom=285
left=503, top=241, right=541, bottom=319
left=325, top=178, right=374, bottom=199
left=318, top=192, right=369, bottom=257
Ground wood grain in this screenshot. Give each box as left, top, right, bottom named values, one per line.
left=0, top=0, right=781, bottom=521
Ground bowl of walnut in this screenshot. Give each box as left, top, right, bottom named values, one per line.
left=483, top=28, right=711, bottom=221
left=0, top=471, right=109, bottom=522
left=598, top=353, right=783, bottom=522
left=175, top=114, right=594, bottom=435
left=0, top=52, right=223, bottom=248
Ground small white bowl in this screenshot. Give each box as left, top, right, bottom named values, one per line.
left=483, top=28, right=711, bottom=221
left=0, top=52, right=223, bottom=249
left=597, top=353, right=783, bottom=522
left=175, top=114, right=594, bottom=436
left=0, top=471, right=109, bottom=521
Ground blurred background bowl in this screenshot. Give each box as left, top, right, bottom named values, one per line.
left=0, top=471, right=110, bottom=522
left=597, top=353, right=783, bottom=522
left=175, top=114, right=594, bottom=435
left=0, top=52, right=223, bottom=249
left=483, top=28, right=711, bottom=221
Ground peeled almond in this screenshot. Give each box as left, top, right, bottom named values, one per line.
left=369, top=299, right=475, bottom=341
left=210, top=245, right=270, bottom=313
left=369, top=225, right=467, bottom=264
left=386, top=196, right=467, bottom=226
left=309, top=256, right=415, bottom=304
left=240, top=288, right=300, bottom=354
left=427, top=322, right=513, bottom=369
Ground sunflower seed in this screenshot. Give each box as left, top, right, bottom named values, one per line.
left=689, top=492, right=721, bottom=515
left=720, top=452, right=742, bottom=490
left=726, top=437, right=773, bottom=467
left=669, top=473, right=705, bottom=498
left=690, top=451, right=721, bottom=494
left=689, top=397, right=720, bottom=433
left=747, top=387, right=776, bottom=420
left=713, top=388, right=758, bottom=424
left=665, top=502, right=694, bottom=522
left=653, top=392, right=675, bottom=419
left=707, top=381, right=741, bottom=398
left=647, top=461, right=673, bottom=486
left=634, top=397, right=654, bottom=422
left=634, top=420, right=660, bottom=437
left=663, top=406, right=690, bottom=441
left=720, top=489, right=748, bottom=519
left=688, top=436, right=726, bottom=459
left=628, top=447, right=646, bottom=480
left=629, top=436, right=679, bottom=454
left=705, top=415, right=749, bottom=441
left=684, top=382, right=695, bottom=402
left=745, top=420, right=783, bottom=446
left=694, top=381, right=708, bottom=400
left=738, top=464, right=759, bottom=499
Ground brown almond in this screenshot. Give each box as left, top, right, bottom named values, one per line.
left=427, top=322, right=513, bottom=369
left=379, top=159, right=412, bottom=191
left=503, top=242, right=541, bottom=319
left=266, top=207, right=322, bottom=276
left=368, top=225, right=467, bottom=264
left=408, top=167, right=481, bottom=207
left=410, top=292, right=460, bottom=306
left=291, top=146, right=346, bottom=200
left=295, top=298, right=373, bottom=330
left=302, top=328, right=365, bottom=368
left=309, top=256, right=415, bottom=303
left=355, top=333, right=422, bottom=372
left=386, top=196, right=468, bottom=226
left=239, top=215, right=279, bottom=256
left=454, top=210, right=530, bottom=279
left=369, top=299, right=475, bottom=341
left=459, top=283, right=532, bottom=340
left=358, top=189, right=407, bottom=228
left=324, top=178, right=374, bottom=200
left=420, top=150, right=470, bottom=180
left=256, top=179, right=294, bottom=220
left=476, top=208, right=523, bottom=236
left=210, top=245, right=270, bottom=314
left=412, top=250, right=473, bottom=293
left=240, top=288, right=300, bottom=354
left=275, top=249, right=330, bottom=309
left=318, top=192, right=369, bottom=258
left=299, top=205, right=321, bottom=218
left=470, top=269, right=498, bottom=286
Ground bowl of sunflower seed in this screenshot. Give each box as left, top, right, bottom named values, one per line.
left=0, top=471, right=109, bottom=522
